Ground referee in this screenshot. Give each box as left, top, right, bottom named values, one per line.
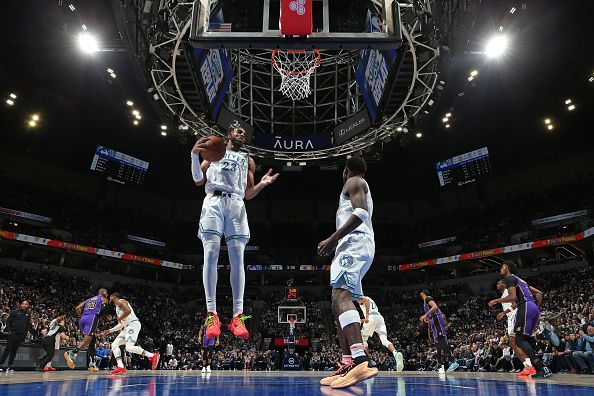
left=0, top=300, right=32, bottom=372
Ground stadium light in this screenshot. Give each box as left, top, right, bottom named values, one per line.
left=564, top=99, right=572, bottom=105
left=589, top=76, right=594, bottom=83
left=467, top=76, right=474, bottom=82
left=133, top=120, right=139, bottom=126
left=160, top=125, right=168, bottom=130
left=6, top=99, right=14, bottom=106
left=415, top=132, right=423, bottom=138
left=485, top=35, right=508, bottom=58
left=161, top=131, right=167, bottom=137
left=568, top=104, right=576, bottom=111
left=28, top=120, right=37, bottom=127
left=547, top=124, right=554, bottom=131
left=445, top=112, right=452, bottom=118
left=31, top=114, right=40, bottom=121
left=110, top=73, right=117, bottom=79
left=396, top=126, right=403, bottom=132
left=135, top=114, right=142, bottom=120
left=544, top=118, right=551, bottom=125
left=77, top=32, right=99, bottom=53
left=9, top=93, right=16, bottom=99
left=509, top=6, right=516, bottom=14
left=82, top=24, right=88, bottom=31
left=470, top=70, right=478, bottom=77
left=126, top=100, right=134, bottom=106
left=69, top=4, right=76, bottom=11
left=132, top=110, right=140, bottom=116
left=445, top=124, right=451, bottom=129
left=442, top=117, right=449, bottom=123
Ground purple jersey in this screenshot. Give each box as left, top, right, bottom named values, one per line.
left=82, top=296, right=103, bottom=316
left=424, top=296, right=447, bottom=342
left=504, top=275, right=535, bottom=305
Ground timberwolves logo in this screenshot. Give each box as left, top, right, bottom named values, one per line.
left=339, top=255, right=355, bottom=269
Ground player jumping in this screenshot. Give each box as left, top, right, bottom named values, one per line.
left=317, top=156, right=379, bottom=389
left=419, top=290, right=459, bottom=374
left=358, top=295, right=404, bottom=372
left=190, top=122, right=278, bottom=339
left=488, top=262, right=551, bottom=378
left=101, top=292, right=160, bottom=375
left=198, top=316, right=219, bottom=372
left=64, top=288, right=109, bottom=370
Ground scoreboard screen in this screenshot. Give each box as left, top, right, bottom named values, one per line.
left=90, top=145, right=149, bottom=185
left=436, top=147, right=492, bottom=187
left=286, top=287, right=298, bottom=301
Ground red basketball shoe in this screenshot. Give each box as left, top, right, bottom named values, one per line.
left=150, top=353, right=160, bottom=370
left=517, top=366, right=536, bottom=376
left=110, top=367, right=127, bottom=375
left=205, top=312, right=221, bottom=338
left=228, top=313, right=251, bottom=339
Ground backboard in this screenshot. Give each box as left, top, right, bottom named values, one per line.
left=190, top=0, right=402, bottom=50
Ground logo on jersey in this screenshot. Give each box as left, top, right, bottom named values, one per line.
left=339, top=254, right=355, bottom=269
left=289, top=0, right=306, bottom=15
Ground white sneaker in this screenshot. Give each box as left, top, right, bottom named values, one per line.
left=201, top=367, right=206, bottom=373
left=395, top=352, right=404, bottom=372
left=206, top=366, right=211, bottom=373
left=438, top=366, right=445, bottom=374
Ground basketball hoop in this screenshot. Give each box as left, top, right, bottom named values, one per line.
left=272, top=48, right=321, bottom=101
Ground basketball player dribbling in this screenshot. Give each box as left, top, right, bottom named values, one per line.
left=317, top=156, right=378, bottom=389
left=191, top=122, right=279, bottom=340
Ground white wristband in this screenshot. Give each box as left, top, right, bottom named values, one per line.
left=191, top=152, right=203, bottom=183
left=352, top=208, right=369, bottom=223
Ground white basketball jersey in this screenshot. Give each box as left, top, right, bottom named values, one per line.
left=205, top=149, right=249, bottom=198
left=500, top=289, right=515, bottom=316
left=116, top=299, right=139, bottom=327
left=336, top=178, right=374, bottom=237
left=364, top=297, right=380, bottom=316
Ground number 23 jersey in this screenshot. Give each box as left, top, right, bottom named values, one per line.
left=205, top=150, right=249, bottom=198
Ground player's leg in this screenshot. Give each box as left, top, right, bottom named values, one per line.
left=65, top=315, right=96, bottom=369
left=515, top=303, right=550, bottom=377
left=199, top=196, right=225, bottom=318
left=225, top=199, right=251, bottom=338
left=375, top=317, right=404, bottom=371
left=328, top=235, right=378, bottom=389
left=110, top=334, right=128, bottom=374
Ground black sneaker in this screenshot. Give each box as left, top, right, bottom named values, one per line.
left=532, top=367, right=552, bottom=379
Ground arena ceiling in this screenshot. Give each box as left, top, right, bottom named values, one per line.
left=0, top=0, right=593, bottom=198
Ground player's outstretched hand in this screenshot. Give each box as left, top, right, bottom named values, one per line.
left=496, top=312, right=506, bottom=321
left=487, top=299, right=498, bottom=308
left=191, top=137, right=211, bottom=155
left=260, top=169, right=279, bottom=187
left=317, top=236, right=338, bottom=256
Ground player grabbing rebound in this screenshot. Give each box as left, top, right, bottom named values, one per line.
left=317, top=156, right=378, bottom=389
left=419, top=290, right=459, bottom=374
left=495, top=279, right=532, bottom=374
left=488, top=262, right=551, bottom=378
left=190, top=122, right=278, bottom=339
left=198, top=316, right=219, bottom=373
left=101, top=293, right=160, bottom=375
left=358, top=296, right=404, bottom=372
left=64, top=288, right=109, bottom=370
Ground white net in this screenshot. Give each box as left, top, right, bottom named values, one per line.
left=272, top=49, right=321, bottom=101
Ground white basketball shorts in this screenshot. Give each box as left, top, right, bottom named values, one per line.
left=361, top=314, right=387, bottom=344
left=507, top=311, right=517, bottom=337
left=198, top=194, right=250, bottom=242
left=116, top=321, right=142, bottom=344
left=330, top=232, right=375, bottom=300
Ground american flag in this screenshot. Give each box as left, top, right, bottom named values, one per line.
left=209, top=23, right=232, bottom=32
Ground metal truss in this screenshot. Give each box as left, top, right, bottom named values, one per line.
left=141, top=0, right=439, bottom=161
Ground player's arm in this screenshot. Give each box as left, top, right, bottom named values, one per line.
left=245, top=157, right=279, bottom=200
left=74, top=301, right=85, bottom=316
left=191, top=137, right=211, bottom=187
left=60, top=332, right=69, bottom=342
left=360, top=298, right=371, bottom=323
left=529, top=286, right=543, bottom=306
left=420, top=300, right=439, bottom=321
left=318, top=177, right=367, bottom=256
left=489, top=277, right=517, bottom=307
left=198, top=325, right=203, bottom=342
left=215, top=335, right=220, bottom=346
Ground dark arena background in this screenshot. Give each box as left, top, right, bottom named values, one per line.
left=1, top=0, right=594, bottom=395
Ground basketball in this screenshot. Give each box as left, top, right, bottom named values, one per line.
left=200, top=136, right=226, bottom=163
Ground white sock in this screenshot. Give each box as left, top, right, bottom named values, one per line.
left=227, top=239, right=246, bottom=317
left=524, top=358, right=532, bottom=367
left=116, top=358, right=124, bottom=368
left=393, top=350, right=398, bottom=358
left=350, top=343, right=366, bottom=359
left=202, top=235, right=221, bottom=314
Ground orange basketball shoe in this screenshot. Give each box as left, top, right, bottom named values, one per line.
left=228, top=313, right=251, bottom=339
